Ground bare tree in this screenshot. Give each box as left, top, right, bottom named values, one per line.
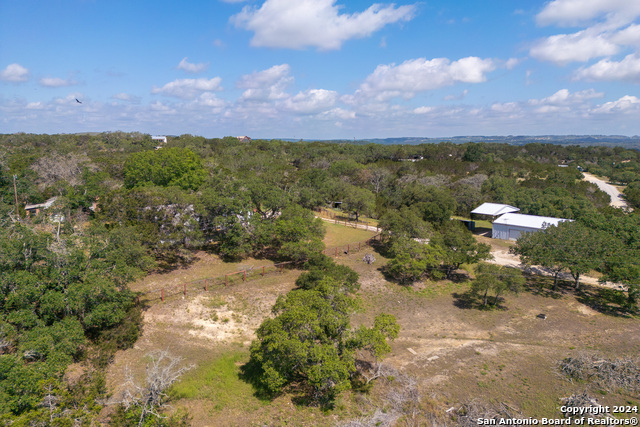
left=340, top=365, right=426, bottom=427
left=30, top=152, right=97, bottom=191
left=560, top=354, right=640, bottom=394
left=120, top=350, right=194, bottom=427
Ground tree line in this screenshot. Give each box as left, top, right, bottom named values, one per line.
left=1, top=132, right=640, bottom=423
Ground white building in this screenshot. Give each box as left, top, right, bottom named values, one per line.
left=492, top=213, right=571, bottom=240
left=152, top=135, right=167, bottom=144
left=471, top=203, right=520, bottom=219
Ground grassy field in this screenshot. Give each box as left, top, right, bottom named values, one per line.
left=104, top=221, right=640, bottom=426
left=322, top=221, right=378, bottom=248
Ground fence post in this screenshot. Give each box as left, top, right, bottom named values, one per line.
left=280, top=264, right=283, bottom=273
left=243, top=270, right=246, bottom=281
left=204, top=279, right=207, bottom=291
left=347, top=244, right=350, bottom=254
left=183, top=283, right=187, bottom=297
left=161, top=288, right=164, bottom=302
left=262, top=266, right=265, bottom=277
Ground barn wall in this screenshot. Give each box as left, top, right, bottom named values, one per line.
left=492, top=224, right=540, bottom=240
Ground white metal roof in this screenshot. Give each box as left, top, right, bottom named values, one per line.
left=25, top=197, right=58, bottom=210
left=471, top=203, right=520, bottom=216
left=493, top=213, right=571, bottom=229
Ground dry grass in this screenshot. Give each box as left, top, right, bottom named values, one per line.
left=105, top=235, right=640, bottom=426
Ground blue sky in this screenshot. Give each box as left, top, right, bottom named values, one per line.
left=1, top=0, right=639, bottom=139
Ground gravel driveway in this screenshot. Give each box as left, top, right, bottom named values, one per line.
left=582, top=172, right=629, bottom=209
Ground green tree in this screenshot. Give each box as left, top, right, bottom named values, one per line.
left=511, top=230, right=566, bottom=290
left=431, top=222, right=492, bottom=279
left=385, top=237, right=444, bottom=284
left=341, top=185, right=375, bottom=222
left=528, top=221, right=605, bottom=290
left=378, top=206, right=432, bottom=240
left=247, top=277, right=398, bottom=405
left=123, top=147, right=206, bottom=191
left=471, top=263, right=525, bottom=307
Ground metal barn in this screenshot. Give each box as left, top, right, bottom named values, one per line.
left=471, top=203, right=520, bottom=219
left=492, top=213, right=571, bottom=240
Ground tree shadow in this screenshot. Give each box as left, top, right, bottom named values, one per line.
left=471, top=227, right=492, bottom=237
left=368, top=238, right=391, bottom=258
left=523, top=275, right=569, bottom=300
left=237, top=358, right=279, bottom=402
left=238, top=359, right=338, bottom=409
left=574, top=285, right=637, bottom=318
left=452, top=291, right=508, bottom=311
left=446, top=270, right=472, bottom=283
left=154, top=249, right=200, bottom=273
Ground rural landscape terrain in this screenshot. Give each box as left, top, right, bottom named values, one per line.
left=1, top=132, right=639, bottom=426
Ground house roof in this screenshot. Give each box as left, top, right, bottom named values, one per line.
left=25, top=197, right=58, bottom=211
left=471, top=203, right=520, bottom=216
left=493, top=213, right=571, bottom=229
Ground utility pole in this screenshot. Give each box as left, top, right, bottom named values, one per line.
left=13, top=174, right=19, bottom=219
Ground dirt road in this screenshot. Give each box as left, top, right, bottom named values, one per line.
left=582, top=172, right=628, bottom=209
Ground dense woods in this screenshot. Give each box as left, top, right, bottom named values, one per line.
left=1, top=132, right=639, bottom=424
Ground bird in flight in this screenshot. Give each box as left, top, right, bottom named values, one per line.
left=75, top=98, right=82, bottom=104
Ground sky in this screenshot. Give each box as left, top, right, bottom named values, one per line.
left=1, top=0, right=640, bottom=139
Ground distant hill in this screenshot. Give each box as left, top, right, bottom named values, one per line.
left=286, top=135, right=640, bottom=149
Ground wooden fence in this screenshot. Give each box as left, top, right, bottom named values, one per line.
left=136, top=233, right=381, bottom=306
left=315, top=208, right=379, bottom=232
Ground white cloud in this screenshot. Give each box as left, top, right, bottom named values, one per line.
left=191, top=92, right=226, bottom=111
left=530, top=31, right=619, bottom=65
left=26, top=102, right=44, bottom=110
left=491, top=102, right=520, bottom=113
left=592, top=95, right=640, bottom=113
left=318, top=107, right=356, bottom=120
left=575, top=53, right=640, bottom=82
left=39, top=77, right=77, bottom=87
left=356, top=56, right=495, bottom=100
left=413, top=106, right=435, bottom=114
left=231, top=0, right=416, bottom=50
left=443, top=89, right=468, bottom=101
left=112, top=93, right=141, bottom=103
left=0, top=63, right=30, bottom=82
left=536, top=0, right=640, bottom=27
left=610, top=24, right=640, bottom=46
left=151, top=77, right=222, bottom=99
left=149, top=101, right=176, bottom=113
left=236, top=64, right=293, bottom=101
left=281, top=89, right=338, bottom=113
left=177, top=57, right=209, bottom=73
left=532, top=0, right=640, bottom=74
left=529, top=88, right=604, bottom=105
left=504, top=58, right=523, bottom=70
